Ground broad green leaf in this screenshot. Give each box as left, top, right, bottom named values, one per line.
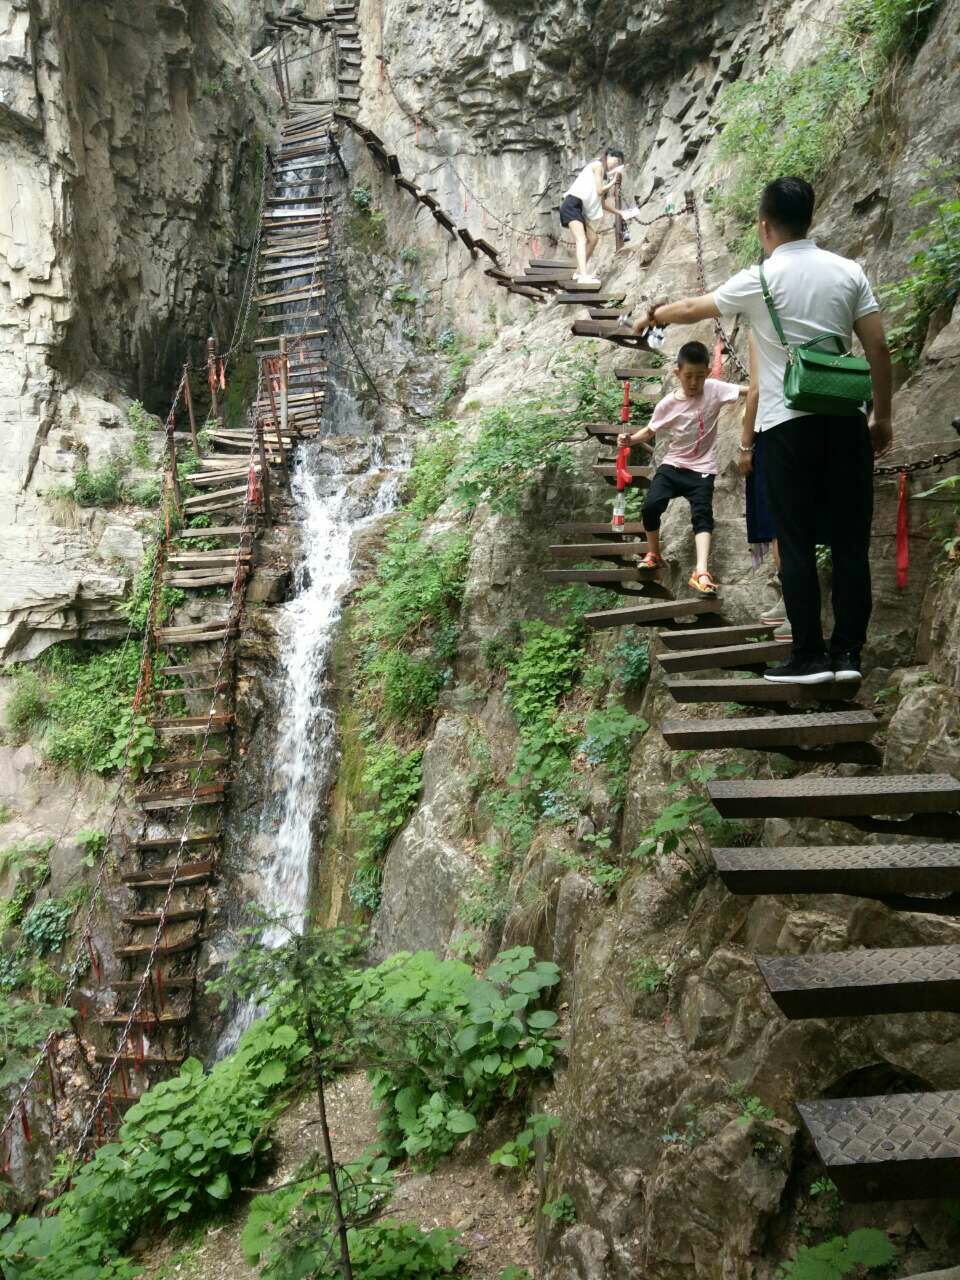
left=206, top=1173, right=231, bottom=1200
left=527, top=1009, right=558, bottom=1029
left=446, top=1109, right=478, bottom=1134
left=257, top=1060, right=287, bottom=1087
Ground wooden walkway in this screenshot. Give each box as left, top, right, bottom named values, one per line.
left=548, top=374, right=960, bottom=1200
left=78, top=78, right=340, bottom=1125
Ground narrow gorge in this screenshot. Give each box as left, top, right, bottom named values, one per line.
left=1, top=0, right=959, bottom=1277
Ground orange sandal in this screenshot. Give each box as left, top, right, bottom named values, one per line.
left=688, top=570, right=718, bottom=596
left=638, top=551, right=663, bottom=572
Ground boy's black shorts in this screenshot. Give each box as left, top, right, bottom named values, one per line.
left=642, top=464, right=715, bottom=535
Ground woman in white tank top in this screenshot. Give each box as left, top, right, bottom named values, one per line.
left=559, top=147, right=629, bottom=286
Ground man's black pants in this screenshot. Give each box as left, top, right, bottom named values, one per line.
left=762, top=413, right=873, bottom=662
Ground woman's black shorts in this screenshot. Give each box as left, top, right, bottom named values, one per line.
left=559, top=195, right=587, bottom=227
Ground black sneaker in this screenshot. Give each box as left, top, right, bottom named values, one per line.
left=763, top=657, right=834, bottom=685
left=832, top=652, right=862, bottom=681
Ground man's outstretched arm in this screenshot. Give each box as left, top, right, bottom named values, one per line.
left=634, top=293, right=721, bottom=333
left=853, top=311, right=893, bottom=456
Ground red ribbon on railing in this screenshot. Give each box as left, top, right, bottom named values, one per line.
left=84, top=935, right=102, bottom=981
left=218, top=359, right=226, bottom=392
left=247, top=464, right=262, bottom=508
left=615, top=446, right=632, bottom=490
left=621, top=381, right=631, bottom=425
left=19, top=1102, right=31, bottom=1144
left=711, top=338, right=724, bottom=378
left=896, top=469, right=909, bottom=589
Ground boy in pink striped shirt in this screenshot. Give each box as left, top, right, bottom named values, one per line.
left=618, top=341, right=749, bottom=596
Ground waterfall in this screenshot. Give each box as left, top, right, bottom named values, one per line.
left=217, top=424, right=405, bottom=1052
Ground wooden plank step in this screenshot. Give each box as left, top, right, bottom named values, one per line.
left=168, top=553, right=249, bottom=567
left=589, top=308, right=625, bottom=320
left=509, top=286, right=548, bottom=301
left=139, top=794, right=223, bottom=812
left=758, top=945, right=960, bottom=1019
left=137, top=782, right=225, bottom=803
left=115, top=935, right=200, bottom=959
left=110, top=978, right=194, bottom=993
left=254, top=286, right=325, bottom=307
left=556, top=292, right=624, bottom=306
left=713, top=844, right=960, bottom=899
left=474, top=238, right=500, bottom=263
left=131, top=833, right=219, bottom=851
left=165, top=572, right=240, bottom=589
left=798, top=1090, right=960, bottom=1201
left=657, top=639, right=792, bottom=673
left=145, top=753, right=229, bottom=774
left=583, top=424, right=655, bottom=450
left=255, top=328, right=327, bottom=343
left=707, top=774, right=960, bottom=820
left=155, top=684, right=230, bottom=700
left=549, top=542, right=648, bottom=559
left=458, top=228, right=477, bottom=254
left=665, top=677, right=860, bottom=704
left=122, top=909, right=204, bottom=927
left=585, top=599, right=718, bottom=630
left=338, top=72, right=361, bottom=83
left=543, top=569, right=641, bottom=584
left=659, top=623, right=776, bottom=649
left=95, top=1053, right=185, bottom=1066
left=98, top=1012, right=190, bottom=1028
left=174, top=526, right=252, bottom=540
left=183, top=483, right=247, bottom=506
left=433, top=209, right=457, bottom=235
left=592, top=464, right=654, bottom=484
left=556, top=522, right=648, bottom=537
left=661, top=710, right=878, bottom=751
left=122, top=861, right=215, bottom=887
left=529, top=258, right=575, bottom=269
left=154, top=628, right=236, bottom=647
left=150, top=713, right=234, bottom=729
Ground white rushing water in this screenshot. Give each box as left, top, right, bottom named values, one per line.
left=218, top=436, right=403, bottom=1051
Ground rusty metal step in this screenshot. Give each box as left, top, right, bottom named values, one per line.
left=657, top=639, right=791, bottom=673
left=122, top=861, right=215, bottom=887
left=713, top=843, right=960, bottom=899
left=556, top=522, right=648, bottom=537
left=658, top=623, right=776, bottom=650
left=665, top=677, right=860, bottom=704
left=757, top=945, right=960, bottom=1019
left=708, top=774, right=960, bottom=820
left=798, top=1090, right=960, bottom=1201
left=549, top=542, right=648, bottom=559
left=543, top=568, right=641, bottom=584
left=661, top=710, right=878, bottom=751
left=585, top=599, right=719, bottom=630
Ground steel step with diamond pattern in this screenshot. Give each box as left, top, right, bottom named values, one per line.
left=657, top=639, right=791, bottom=673
left=708, top=774, right=960, bottom=820
left=658, top=623, right=776, bottom=649
left=584, top=599, right=719, bottom=630
left=665, top=677, right=860, bottom=704
left=713, top=844, right=960, bottom=898
left=797, top=1090, right=960, bottom=1201
left=757, top=945, right=960, bottom=1018
left=661, top=710, right=878, bottom=751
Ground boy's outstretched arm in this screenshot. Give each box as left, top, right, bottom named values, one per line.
left=617, top=425, right=654, bottom=448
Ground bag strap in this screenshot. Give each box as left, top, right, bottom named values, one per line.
left=758, top=261, right=791, bottom=357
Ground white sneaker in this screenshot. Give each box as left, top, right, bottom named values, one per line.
left=573, top=273, right=601, bottom=287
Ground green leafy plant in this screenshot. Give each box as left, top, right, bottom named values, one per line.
left=352, top=947, right=560, bottom=1164
left=578, top=703, right=647, bottom=806
left=612, top=637, right=650, bottom=692
left=20, top=897, right=75, bottom=957
left=349, top=745, right=423, bottom=912
left=714, top=0, right=941, bottom=259
left=728, top=1079, right=776, bottom=1125
left=391, top=285, right=418, bottom=309
left=628, top=955, right=668, bottom=995
left=629, top=759, right=749, bottom=882
left=777, top=1228, right=896, bottom=1279
left=489, top=1112, right=563, bottom=1171
left=0, top=997, right=73, bottom=1090
left=126, top=401, right=156, bottom=467
left=71, top=460, right=124, bottom=507
left=75, top=828, right=107, bottom=868
left=400, top=246, right=421, bottom=265
left=5, top=669, right=48, bottom=736
left=542, top=1192, right=577, bottom=1224
left=351, top=182, right=372, bottom=211
left=883, top=169, right=960, bottom=363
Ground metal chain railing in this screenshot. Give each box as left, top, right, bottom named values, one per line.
left=689, top=189, right=750, bottom=381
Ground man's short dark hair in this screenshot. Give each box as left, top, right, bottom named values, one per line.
left=606, top=146, right=625, bottom=161
left=759, top=177, right=815, bottom=237
left=676, top=340, right=710, bottom=368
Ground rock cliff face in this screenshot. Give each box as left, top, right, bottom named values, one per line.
left=0, top=0, right=270, bottom=661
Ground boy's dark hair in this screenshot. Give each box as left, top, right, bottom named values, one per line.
left=676, top=341, right=711, bottom=368
left=759, top=177, right=815, bottom=237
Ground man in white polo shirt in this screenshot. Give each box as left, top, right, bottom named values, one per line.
left=635, top=176, right=893, bottom=684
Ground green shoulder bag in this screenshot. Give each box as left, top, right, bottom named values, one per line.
left=758, top=261, right=872, bottom=417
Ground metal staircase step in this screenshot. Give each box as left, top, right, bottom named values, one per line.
left=658, top=623, right=776, bottom=650
left=549, top=542, right=648, bottom=559
left=713, top=843, right=960, bottom=898
left=661, top=710, right=877, bottom=750
left=708, top=774, right=960, bottom=820
left=797, top=1090, right=960, bottom=1201
left=665, top=677, right=860, bottom=704
left=757, top=945, right=960, bottom=1018
left=657, top=639, right=791, bottom=673
left=585, top=599, right=719, bottom=630
left=543, top=568, right=641, bottom=584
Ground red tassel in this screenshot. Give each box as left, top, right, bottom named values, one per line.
left=415, top=117, right=420, bottom=145
left=620, top=380, right=631, bottom=425
left=247, top=464, right=262, bottom=508
left=1, top=1134, right=10, bottom=1173
left=207, top=362, right=217, bottom=396
left=106, top=1086, right=113, bottom=1128
left=19, top=1102, right=31, bottom=1144
left=85, top=935, right=101, bottom=981
left=711, top=338, right=724, bottom=378
left=218, top=359, right=226, bottom=392
left=154, top=965, right=166, bottom=1012
left=896, top=469, right=909, bottom=589
left=532, top=236, right=541, bottom=257
left=615, top=446, right=632, bottom=490
left=46, top=1048, right=58, bottom=1106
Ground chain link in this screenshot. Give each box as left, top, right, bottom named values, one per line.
left=873, top=443, right=960, bottom=477
left=688, top=189, right=750, bottom=381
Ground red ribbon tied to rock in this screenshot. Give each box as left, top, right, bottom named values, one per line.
left=896, top=469, right=909, bottom=589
